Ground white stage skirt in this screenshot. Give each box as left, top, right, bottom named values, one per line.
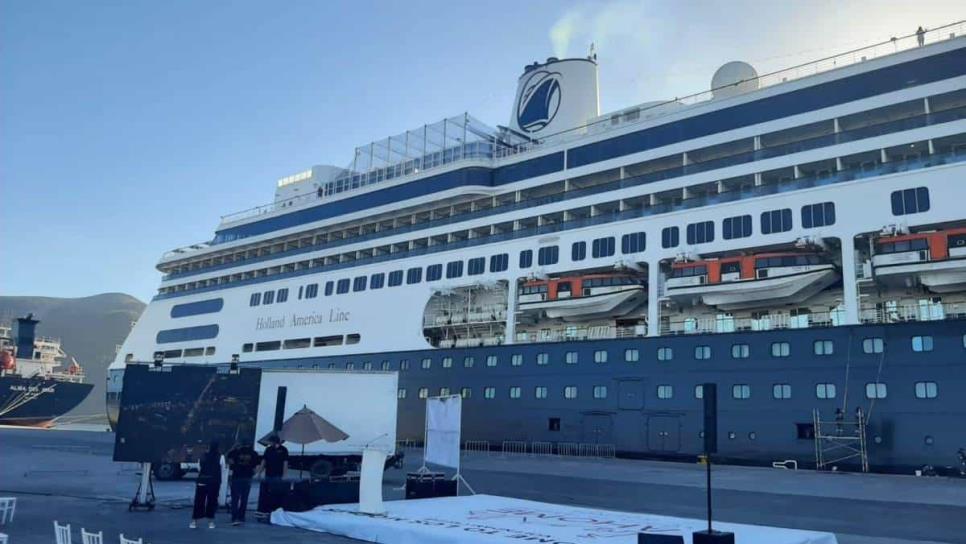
left=271, top=494, right=838, bottom=544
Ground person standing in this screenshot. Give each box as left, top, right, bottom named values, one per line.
left=917, top=26, right=926, bottom=47
left=260, top=436, right=290, bottom=480
left=225, top=440, right=260, bottom=526
left=190, top=442, right=222, bottom=529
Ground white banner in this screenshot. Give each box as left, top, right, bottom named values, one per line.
left=424, top=395, right=461, bottom=469
left=271, top=494, right=838, bottom=544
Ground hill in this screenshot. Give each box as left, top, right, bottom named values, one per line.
left=0, top=293, right=145, bottom=420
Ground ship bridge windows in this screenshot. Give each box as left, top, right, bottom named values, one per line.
left=592, top=237, right=615, bottom=258
left=891, top=187, right=930, bottom=215
left=661, top=227, right=679, bottom=249
left=686, top=221, right=714, bottom=244
left=722, top=215, right=752, bottom=240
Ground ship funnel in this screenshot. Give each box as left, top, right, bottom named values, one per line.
left=509, top=56, right=599, bottom=140
left=12, top=315, right=39, bottom=361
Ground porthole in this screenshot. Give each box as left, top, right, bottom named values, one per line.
left=698, top=431, right=705, bottom=439
left=873, top=435, right=883, bottom=444
left=748, top=432, right=757, bottom=441
left=924, top=435, right=934, bottom=446
left=728, top=431, right=736, bottom=440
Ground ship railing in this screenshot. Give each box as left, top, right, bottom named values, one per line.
left=494, top=21, right=966, bottom=159
left=514, top=324, right=646, bottom=344
left=860, top=301, right=966, bottom=324
left=661, top=310, right=844, bottom=336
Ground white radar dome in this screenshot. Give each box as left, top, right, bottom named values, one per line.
left=711, top=61, right=759, bottom=99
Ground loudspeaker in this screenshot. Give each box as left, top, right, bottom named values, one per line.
left=638, top=533, right=684, bottom=543
left=702, top=382, right=717, bottom=454
left=273, top=386, right=288, bottom=431
left=693, top=529, right=735, bottom=544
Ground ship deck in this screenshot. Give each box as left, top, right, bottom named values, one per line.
left=1, top=426, right=964, bottom=543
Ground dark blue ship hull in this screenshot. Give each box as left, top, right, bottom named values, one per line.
left=0, top=376, right=93, bottom=427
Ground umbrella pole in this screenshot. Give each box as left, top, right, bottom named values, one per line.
left=300, top=443, right=305, bottom=480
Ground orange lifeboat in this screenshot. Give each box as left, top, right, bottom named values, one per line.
left=872, top=227, right=966, bottom=293
left=518, top=273, right=646, bottom=321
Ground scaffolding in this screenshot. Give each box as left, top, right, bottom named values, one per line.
left=812, top=407, right=869, bottom=472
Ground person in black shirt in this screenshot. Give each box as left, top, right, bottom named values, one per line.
left=260, top=436, right=289, bottom=480
left=190, top=441, right=222, bottom=529
left=225, top=440, right=260, bottom=525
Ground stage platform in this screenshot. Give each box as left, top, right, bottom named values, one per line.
left=271, top=494, right=838, bottom=544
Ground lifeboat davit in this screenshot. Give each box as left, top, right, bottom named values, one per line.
left=518, top=273, right=646, bottom=322
left=872, top=228, right=966, bottom=293
left=665, top=252, right=838, bottom=311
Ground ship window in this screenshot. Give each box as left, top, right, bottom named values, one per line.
left=801, top=202, right=836, bottom=228
left=657, top=385, right=673, bottom=399
left=353, top=276, right=367, bottom=292
left=796, top=423, right=815, bottom=440
left=694, top=385, right=704, bottom=399
left=594, top=350, right=608, bottom=363
left=255, top=341, right=281, bottom=352
left=771, top=342, right=790, bottom=357
left=761, top=208, right=793, bottom=234
left=813, top=340, right=834, bottom=355
left=519, top=250, right=533, bottom=269
left=418, top=387, right=429, bottom=399
left=662, top=226, right=679, bottom=248
left=511, top=354, right=523, bottom=366
left=439, top=387, right=449, bottom=396
left=593, top=385, right=608, bottom=399
left=426, top=264, right=443, bottom=282
left=891, top=187, right=930, bottom=215
left=249, top=293, right=261, bottom=306
left=314, top=335, right=343, bottom=347
left=486, top=355, right=498, bottom=367
left=732, top=384, right=751, bottom=399
left=564, top=386, right=578, bottom=399
left=182, top=348, right=205, bottom=358
left=363, top=361, right=372, bottom=371
left=381, top=360, right=390, bottom=370
left=369, top=273, right=385, bottom=290
left=468, top=257, right=485, bottom=276
left=865, top=382, right=887, bottom=399
left=657, top=347, right=673, bottom=361
left=306, top=283, right=319, bottom=299
left=283, top=338, right=311, bottom=349
left=694, top=345, right=711, bottom=360
left=406, top=267, right=422, bottom=284
left=388, top=270, right=404, bottom=287
left=324, top=281, right=334, bottom=296
left=722, top=215, right=752, bottom=240
left=400, top=359, right=410, bottom=370
left=509, top=386, right=522, bottom=399
left=489, top=253, right=509, bottom=272
left=337, top=279, right=350, bottom=294
left=345, top=333, right=361, bottom=344
left=548, top=416, right=559, bottom=429
left=461, top=387, right=471, bottom=399
left=721, top=262, right=740, bottom=274
left=911, top=335, right=933, bottom=352
left=816, top=383, right=836, bottom=399
left=263, top=290, right=275, bottom=305
left=171, top=298, right=224, bottom=318
left=591, top=237, right=615, bottom=258
left=535, top=387, right=548, bottom=399
left=327, top=363, right=335, bottom=369
left=565, top=351, right=578, bottom=364
left=572, top=241, right=586, bottom=261
left=397, top=388, right=407, bottom=399
left=621, top=232, right=646, bottom=254
left=537, top=352, right=549, bottom=365
left=863, top=337, right=884, bottom=353
left=538, top=246, right=559, bottom=266
left=625, top=349, right=639, bottom=362
left=446, top=261, right=464, bottom=278
left=422, top=357, right=432, bottom=369
left=205, top=347, right=215, bottom=356
left=671, top=265, right=708, bottom=278
left=914, top=381, right=938, bottom=399
left=242, top=343, right=253, bottom=353
left=772, top=384, right=792, bottom=399
left=156, top=324, right=219, bottom=344
left=163, top=349, right=183, bottom=359
left=686, top=221, right=715, bottom=244
left=345, top=362, right=354, bottom=370
left=276, top=288, right=289, bottom=303
left=484, top=387, right=496, bottom=399
left=463, top=356, right=475, bottom=368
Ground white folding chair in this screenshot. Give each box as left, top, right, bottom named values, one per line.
left=119, top=534, right=142, bottom=544
left=81, top=528, right=104, bottom=544
left=0, top=497, right=14, bottom=525
left=54, top=521, right=72, bottom=544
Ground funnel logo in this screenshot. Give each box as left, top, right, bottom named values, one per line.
left=516, top=70, right=562, bottom=133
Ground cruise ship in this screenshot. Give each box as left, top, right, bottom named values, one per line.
left=109, top=24, right=966, bottom=472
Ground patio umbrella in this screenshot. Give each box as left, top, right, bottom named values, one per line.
left=277, top=405, right=349, bottom=478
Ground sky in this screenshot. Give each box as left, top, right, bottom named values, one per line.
left=1, top=0, right=963, bottom=302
